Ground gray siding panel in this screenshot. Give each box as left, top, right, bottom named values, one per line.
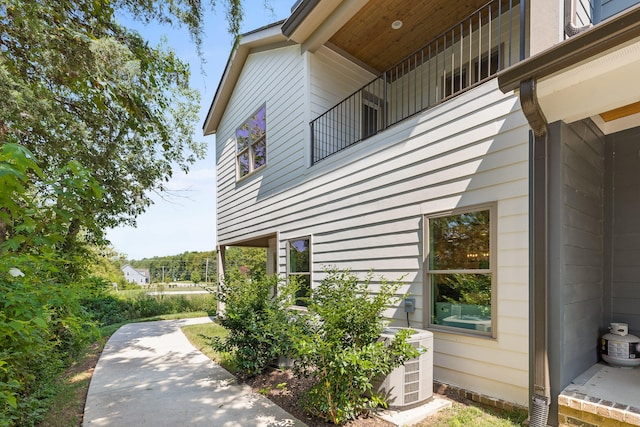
left=549, top=119, right=605, bottom=395
left=610, top=127, right=640, bottom=334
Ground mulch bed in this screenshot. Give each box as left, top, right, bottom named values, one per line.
left=243, top=367, right=399, bottom=426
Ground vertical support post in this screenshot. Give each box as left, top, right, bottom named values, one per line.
left=310, top=121, right=315, bottom=165
left=217, top=245, right=226, bottom=315
left=520, top=0, right=526, bottom=61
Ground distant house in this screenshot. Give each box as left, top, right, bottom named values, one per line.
left=121, top=264, right=150, bottom=285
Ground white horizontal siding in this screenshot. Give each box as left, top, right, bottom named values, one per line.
left=217, top=49, right=529, bottom=404
left=216, top=45, right=306, bottom=224
left=309, top=46, right=376, bottom=120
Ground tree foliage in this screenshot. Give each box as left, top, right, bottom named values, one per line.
left=0, top=1, right=251, bottom=424
left=0, top=0, right=214, bottom=248
left=128, top=247, right=266, bottom=283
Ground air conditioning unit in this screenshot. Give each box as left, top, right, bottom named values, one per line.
left=377, top=327, right=433, bottom=408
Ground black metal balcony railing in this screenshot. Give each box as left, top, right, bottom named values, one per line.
left=310, top=0, right=525, bottom=164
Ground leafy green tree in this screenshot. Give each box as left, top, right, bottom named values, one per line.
left=0, top=0, right=209, bottom=250
left=190, top=269, right=202, bottom=284
left=226, top=247, right=267, bottom=279
left=89, top=246, right=128, bottom=288
left=0, top=1, right=252, bottom=424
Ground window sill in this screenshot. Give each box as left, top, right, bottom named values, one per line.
left=428, top=324, right=496, bottom=340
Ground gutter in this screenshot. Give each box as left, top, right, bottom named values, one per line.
left=498, top=4, right=640, bottom=93
left=498, top=5, right=640, bottom=427
left=521, top=78, right=551, bottom=427
left=282, top=0, right=320, bottom=38
left=564, top=0, right=592, bottom=36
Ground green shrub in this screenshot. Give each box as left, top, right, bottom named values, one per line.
left=212, top=273, right=298, bottom=377
left=81, top=287, right=216, bottom=327
left=291, top=268, right=420, bottom=424
left=210, top=267, right=420, bottom=424
left=0, top=257, right=99, bottom=427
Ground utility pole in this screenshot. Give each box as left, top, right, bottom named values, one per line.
left=205, top=258, right=209, bottom=285
left=161, top=265, right=165, bottom=283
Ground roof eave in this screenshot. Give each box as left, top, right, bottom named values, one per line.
left=282, top=0, right=321, bottom=38
left=498, top=4, right=640, bottom=93
left=202, top=22, right=289, bottom=135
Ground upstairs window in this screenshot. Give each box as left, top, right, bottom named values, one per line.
left=287, top=237, right=311, bottom=307
left=427, top=204, right=495, bottom=336
left=236, top=104, right=266, bottom=179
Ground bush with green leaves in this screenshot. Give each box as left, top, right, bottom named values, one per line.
left=212, top=272, right=298, bottom=377
left=291, top=268, right=420, bottom=425
left=0, top=255, right=102, bottom=427
left=81, top=287, right=216, bottom=326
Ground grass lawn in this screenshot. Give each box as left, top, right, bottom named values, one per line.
left=181, top=322, right=236, bottom=373
left=414, top=401, right=527, bottom=426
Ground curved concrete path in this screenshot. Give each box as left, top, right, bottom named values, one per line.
left=83, top=317, right=306, bottom=427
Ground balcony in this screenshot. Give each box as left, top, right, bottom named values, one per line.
left=310, top=0, right=524, bottom=164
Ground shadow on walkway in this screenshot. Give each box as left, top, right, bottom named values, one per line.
left=83, top=317, right=306, bottom=427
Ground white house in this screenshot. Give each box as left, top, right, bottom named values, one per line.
left=204, top=1, right=640, bottom=425
left=121, top=264, right=150, bottom=285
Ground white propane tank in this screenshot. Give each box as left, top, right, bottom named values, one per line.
left=600, top=323, right=640, bottom=368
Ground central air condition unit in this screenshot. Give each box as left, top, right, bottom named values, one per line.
left=377, top=327, right=433, bottom=408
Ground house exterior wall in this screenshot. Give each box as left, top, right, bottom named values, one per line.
left=608, top=126, right=640, bottom=335
left=601, top=0, right=640, bottom=20
left=217, top=43, right=531, bottom=404
left=309, top=46, right=376, bottom=122
left=122, top=264, right=148, bottom=284
left=547, top=119, right=605, bottom=425
left=216, top=44, right=306, bottom=245
left=575, top=0, right=595, bottom=26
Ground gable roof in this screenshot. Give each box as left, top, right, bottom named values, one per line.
left=121, top=264, right=150, bottom=277
left=202, top=22, right=290, bottom=135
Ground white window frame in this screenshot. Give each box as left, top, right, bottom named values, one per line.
left=361, top=91, right=384, bottom=140
left=425, top=203, right=497, bottom=338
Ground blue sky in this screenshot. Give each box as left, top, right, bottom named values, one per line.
left=105, top=1, right=294, bottom=260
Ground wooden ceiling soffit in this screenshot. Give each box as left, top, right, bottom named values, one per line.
left=328, top=0, right=500, bottom=73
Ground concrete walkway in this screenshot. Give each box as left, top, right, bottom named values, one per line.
left=83, top=317, right=306, bottom=427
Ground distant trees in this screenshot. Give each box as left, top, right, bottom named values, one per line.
left=128, top=247, right=267, bottom=284
left=130, top=251, right=214, bottom=283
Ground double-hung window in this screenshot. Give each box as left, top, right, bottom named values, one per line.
left=236, top=104, right=266, bottom=179
left=287, top=237, right=311, bottom=307
left=427, top=204, right=495, bottom=336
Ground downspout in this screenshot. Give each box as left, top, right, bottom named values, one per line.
left=565, top=0, right=592, bottom=37
left=520, top=78, right=551, bottom=427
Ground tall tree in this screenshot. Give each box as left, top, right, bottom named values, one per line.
left=0, top=0, right=246, bottom=253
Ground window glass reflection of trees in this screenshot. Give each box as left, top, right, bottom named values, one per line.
left=288, top=238, right=310, bottom=306
left=429, top=209, right=492, bottom=332
left=236, top=105, right=266, bottom=178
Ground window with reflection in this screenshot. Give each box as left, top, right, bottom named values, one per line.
left=427, top=205, right=494, bottom=336
left=287, top=237, right=311, bottom=307
left=236, top=104, right=266, bottom=179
